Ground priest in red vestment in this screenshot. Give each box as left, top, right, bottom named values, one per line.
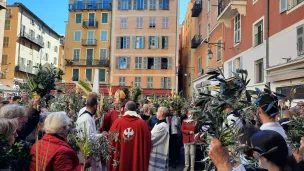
left=101, top=102, right=125, bottom=132
left=108, top=101, right=152, bottom=171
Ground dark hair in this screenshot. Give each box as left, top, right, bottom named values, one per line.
left=251, top=130, right=296, bottom=171
left=238, top=126, right=260, bottom=159
left=257, top=94, right=279, bottom=118
left=12, top=96, right=21, bottom=101
left=57, top=90, right=63, bottom=93
left=86, top=96, right=98, bottom=108
left=126, top=101, right=137, bottom=111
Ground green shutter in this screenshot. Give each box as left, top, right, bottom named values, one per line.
left=116, top=57, right=119, bottom=69
left=86, top=69, right=92, bottom=81
left=126, top=57, right=130, bottom=69
left=161, top=77, right=164, bottom=88
left=165, top=36, right=168, bottom=49
left=132, top=36, right=136, bottom=49
left=155, top=36, right=159, bottom=48
left=118, top=0, right=121, bottom=10
left=133, top=0, right=137, bottom=9
left=168, top=77, right=171, bottom=89
left=168, top=57, right=172, bottom=69
left=144, top=0, right=148, bottom=9
left=116, top=37, right=121, bottom=49
left=99, top=69, right=106, bottom=82
left=143, top=57, right=147, bottom=69
left=142, top=36, right=145, bottom=48
left=126, top=37, right=130, bottom=48
left=128, top=0, right=132, bottom=9
left=159, top=0, right=163, bottom=9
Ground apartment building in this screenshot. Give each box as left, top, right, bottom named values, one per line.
left=64, top=0, right=112, bottom=89
left=1, top=2, right=61, bottom=86
left=0, top=0, right=6, bottom=74
left=59, top=36, right=65, bottom=71
left=111, top=0, right=179, bottom=96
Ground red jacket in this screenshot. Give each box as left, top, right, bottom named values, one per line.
left=181, top=120, right=198, bottom=143
left=29, top=134, right=83, bottom=171
left=101, top=109, right=125, bottom=132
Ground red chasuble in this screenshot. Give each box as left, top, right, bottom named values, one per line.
left=102, top=109, right=124, bottom=132
left=108, top=115, right=152, bottom=171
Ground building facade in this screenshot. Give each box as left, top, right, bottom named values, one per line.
left=64, top=0, right=112, bottom=88
left=0, top=0, right=7, bottom=74
left=110, top=0, right=179, bottom=96
left=1, top=3, right=61, bottom=87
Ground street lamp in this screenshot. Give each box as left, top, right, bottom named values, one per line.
left=208, top=48, right=213, bottom=59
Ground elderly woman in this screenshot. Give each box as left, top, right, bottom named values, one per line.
left=0, top=104, right=27, bottom=129
left=29, top=112, right=88, bottom=171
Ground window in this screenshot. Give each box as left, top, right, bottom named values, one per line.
left=47, top=41, right=51, bottom=48
left=100, top=30, right=108, bottom=41
left=75, top=14, right=82, bottom=24
left=45, top=53, right=49, bottom=61
left=53, top=57, right=57, bottom=65
left=144, top=57, right=171, bottom=70
left=149, top=36, right=158, bottom=49
left=297, top=25, right=304, bottom=56
left=73, top=49, right=80, bottom=61
left=234, top=14, right=241, bottom=44
left=159, top=0, right=169, bottom=10
left=147, top=77, right=153, bottom=88
left=207, top=0, right=211, bottom=13
left=254, top=20, right=263, bottom=46
left=135, top=57, right=142, bottom=69
left=198, top=56, right=202, bottom=74
left=119, top=77, right=126, bottom=86
left=116, top=57, right=130, bottom=69
left=255, top=59, right=264, bottom=83
left=3, top=37, right=9, bottom=48
left=118, top=0, right=132, bottom=10
left=228, top=61, right=233, bottom=78
left=99, top=69, right=106, bottom=82
left=279, top=0, right=288, bottom=13
left=136, top=17, right=143, bottom=28
left=6, top=9, right=11, bottom=18
left=149, top=17, right=156, bottom=28
left=101, top=13, right=108, bottom=24
left=20, top=58, right=25, bottom=68
left=74, top=31, right=81, bottom=42
left=147, top=57, right=155, bottom=69
left=31, top=19, right=35, bottom=25
left=161, top=77, right=171, bottom=89
left=234, top=57, right=242, bottom=71
left=161, top=58, right=168, bottom=69
left=86, top=68, right=93, bottom=82
left=116, top=36, right=130, bottom=49
left=54, top=46, right=58, bottom=52
left=134, top=36, right=145, bottom=49
left=5, top=20, right=10, bottom=30
left=121, top=17, right=128, bottom=28
left=217, top=39, right=222, bottom=61
left=100, top=48, right=107, bottom=59
left=135, top=77, right=141, bottom=87
left=134, top=0, right=147, bottom=10
left=289, top=0, right=304, bottom=9
left=207, top=23, right=210, bottom=41
left=2, top=55, right=8, bottom=65
left=72, top=68, right=79, bottom=81
left=150, top=0, right=156, bottom=10
left=161, top=36, right=168, bottom=49
left=162, top=17, right=169, bottom=28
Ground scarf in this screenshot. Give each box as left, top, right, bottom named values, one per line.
left=124, top=111, right=142, bottom=118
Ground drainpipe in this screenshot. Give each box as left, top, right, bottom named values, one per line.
left=18, top=6, right=24, bottom=68
left=266, top=0, right=270, bottom=88
left=175, top=0, right=179, bottom=94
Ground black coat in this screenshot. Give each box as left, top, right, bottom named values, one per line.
left=16, top=108, right=40, bottom=142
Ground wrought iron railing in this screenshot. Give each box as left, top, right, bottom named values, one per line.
left=82, top=39, right=97, bottom=46
left=191, top=0, right=202, bottom=17
left=20, top=30, right=44, bottom=48
left=65, top=59, right=110, bottom=67
left=82, top=20, right=98, bottom=28
left=69, top=2, right=112, bottom=10
left=191, top=35, right=203, bottom=49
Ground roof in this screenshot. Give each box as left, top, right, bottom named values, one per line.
left=8, top=2, right=61, bottom=38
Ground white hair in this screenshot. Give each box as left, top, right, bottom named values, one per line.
left=0, top=104, right=26, bottom=119
left=158, top=107, right=169, bottom=116
left=0, top=118, right=18, bottom=137
left=44, top=112, right=71, bottom=136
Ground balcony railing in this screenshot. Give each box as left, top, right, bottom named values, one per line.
left=0, top=0, right=6, bottom=10
left=82, top=39, right=97, bottom=46
left=191, top=0, right=202, bottom=17
left=20, top=30, right=44, bottom=48
left=191, top=35, right=202, bottom=49
left=15, top=65, right=36, bottom=75
left=69, top=2, right=112, bottom=11
left=217, top=0, right=247, bottom=28
left=65, top=59, right=110, bottom=67
left=82, top=20, right=98, bottom=28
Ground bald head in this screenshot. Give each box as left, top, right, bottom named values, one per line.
left=157, top=107, right=168, bottom=120
left=126, top=101, right=137, bottom=111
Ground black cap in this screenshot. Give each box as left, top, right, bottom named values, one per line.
left=254, top=93, right=279, bottom=118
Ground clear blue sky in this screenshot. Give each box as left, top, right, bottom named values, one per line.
left=7, top=0, right=187, bottom=34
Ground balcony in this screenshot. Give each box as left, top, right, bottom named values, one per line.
left=65, top=59, right=110, bottom=67
left=20, top=31, right=44, bottom=48
left=217, top=0, right=247, bottom=28
left=15, top=65, right=36, bottom=75
left=0, top=0, right=6, bottom=10
left=191, top=35, right=202, bottom=49
left=191, top=0, right=202, bottom=17
left=82, top=20, right=98, bottom=28
left=69, top=2, right=112, bottom=11
left=82, top=39, right=97, bottom=46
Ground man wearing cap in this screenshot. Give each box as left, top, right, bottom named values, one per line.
left=102, top=101, right=125, bottom=132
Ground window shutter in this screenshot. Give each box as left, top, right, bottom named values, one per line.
left=159, top=0, right=163, bottom=9
left=133, top=0, right=137, bottom=9
left=165, top=36, right=168, bottom=48
left=99, top=69, right=106, bottom=82
left=168, top=77, right=171, bottom=89
left=142, top=36, right=145, bottom=48
left=297, top=25, right=304, bottom=56
left=132, top=36, right=136, bottom=49
left=116, top=37, right=121, bottom=49
left=144, top=57, right=147, bottom=69
left=168, top=57, right=172, bottom=69
left=147, top=77, right=150, bottom=88
left=155, top=36, right=159, bottom=48
left=161, top=77, right=164, bottom=88
left=144, top=0, right=148, bottom=9
left=116, top=57, right=119, bottom=69
left=128, top=0, right=132, bottom=9
left=279, top=0, right=288, bottom=13
left=126, top=57, right=130, bottom=69
left=118, top=0, right=121, bottom=10
left=154, top=57, right=159, bottom=69
left=126, top=37, right=130, bottom=48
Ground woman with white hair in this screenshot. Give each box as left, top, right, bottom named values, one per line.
left=0, top=104, right=27, bottom=129
left=29, top=112, right=89, bottom=171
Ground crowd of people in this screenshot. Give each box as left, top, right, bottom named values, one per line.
left=0, top=90, right=304, bottom=171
